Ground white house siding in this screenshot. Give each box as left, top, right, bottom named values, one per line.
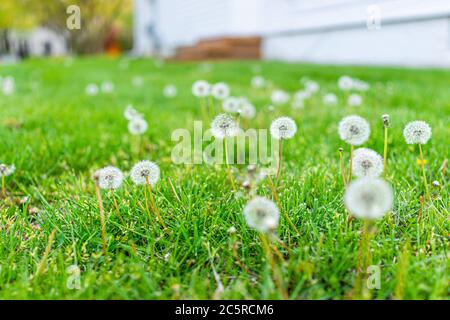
left=260, top=0, right=450, bottom=67
left=134, top=0, right=450, bottom=67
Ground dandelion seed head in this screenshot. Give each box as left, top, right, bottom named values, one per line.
left=338, top=115, right=370, bottom=146
left=403, top=120, right=431, bottom=145
left=192, top=80, right=210, bottom=97
left=96, top=166, right=124, bottom=190
left=344, top=178, right=393, bottom=220
left=211, top=113, right=239, bottom=139
left=338, top=75, right=354, bottom=91
left=271, top=90, right=290, bottom=105
left=211, top=82, right=230, bottom=100
left=348, top=93, right=362, bottom=107
left=130, top=160, right=160, bottom=186
left=124, top=104, right=143, bottom=121
left=85, top=83, right=99, bottom=96
left=432, top=180, right=440, bottom=187
left=244, top=196, right=280, bottom=232
left=323, top=93, right=337, bottom=106
left=240, top=101, right=256, bottom=119
left=270, top=117, right=297, bottom=140
left=227, top=226, right=237, bottom=234
left=304, top=80, right=319, bottom=94
left=2, top=76, right=15, bottom=95
left=352, top=148, right=383, bottom=178
left=128, top=117, right=148, bottom=135
left=251, top=76, right=265, bottom=89
left=101, top=81, right=114, bottom=93
left=222, top=97, right=240, bottom=113
left=382, top=114, right=390, bottom=127
left=0, top=164, right=15, bottom=177
left=163, top=84, right=177, bottom=98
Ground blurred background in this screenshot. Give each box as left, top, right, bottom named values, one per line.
left=1, top=0, right=449, bottom=67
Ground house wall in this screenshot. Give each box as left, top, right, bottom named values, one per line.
left=134, top=0, right=450, bottom=66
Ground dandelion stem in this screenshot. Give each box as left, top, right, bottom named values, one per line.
left=268, top=175, right=301, bottom=237
left=35, top=228, right=56, bottom=277
left=418, top=144, right=430, bottom=200
left=260, top=233, right=288, bottom=299
left=168, top=177, right=182, bottom=203
left=275, top=140, right=283, bottom=190
left=146, top=177, right=168, bottom=231
left=339, top=148, right=347, bottom=187
left=383, top=126, right=388, bottom=177
left=348, top=145, right=354, bottom=182
left=110, top=190, right=126, bottom=226
left=94, top=183, right=108, bottom=256
left=353, top=220, right=373, bottom=299
left=1, top=176, right=4, bottom=197
left=224, top=139, right=237, bottom=192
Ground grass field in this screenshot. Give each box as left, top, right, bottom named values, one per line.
left=0, top=57, right=448, bottom=299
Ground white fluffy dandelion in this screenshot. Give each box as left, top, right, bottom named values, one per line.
left=0, top=164, right=15, bottom=177
left=96, top=166, right=124, bottom=190
left=344, top=178, right=393, bottom=220
left=222, top=97, right=241, bottom=113
left=348, top=93, right=362, bottom=107
left=323, top=93, right=337, bottom=106
left=240, top=101, right=256, bottom=119
left=304, top=80, right=319, bottom=94
left=128, top=117, right=148, bottom=135
left=352, top=148, right=384, bottom=178
left=251, top=75, right=265, bottom=89
left=338, top=75, right=354, bottom=91
left=353, top=79, right=369, bottom=91
left=270, top=117, right=297, bottom=140
left=338, top=115, right=370, bottom=146
left=294, top=90, right=311, bottom=101
left=403, top=121, right=432, bottom=145
left=243, top=196, right=280, bottom=232
left=124, top=104, right=143, bottom=120
left=192, top=80, right=210, bottom=97
left=211, top=82, right=230, bottom=100
left=271, top=90, right=290, bottom=105
left=2, top=76, right=15, bottom=96
left=130, top=160, right=160, bottom=186
left=163, top=84, right=177, bottom=98
left=211, top=113, right=239, bottom=139
left=101, top=81, right=114, bottom=94
left=85, top=83, right=99, bottom=96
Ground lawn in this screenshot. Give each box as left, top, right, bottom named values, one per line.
left=0, top=57, right=448, bottom=299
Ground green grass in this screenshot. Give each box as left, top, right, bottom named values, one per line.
left=0, top=56, right=448, bottom=299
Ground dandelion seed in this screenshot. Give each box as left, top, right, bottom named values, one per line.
left=124, top=104, right=143, bottom=121
left=2, top=76, right=15, bottom=95
left=211, top=82, right=230, bottom=100
left=403, top=121, right=432, bottom=145
left=85, top=83, right=99, bottom=96
left=240, top=101, right=256, bottom=119
left=130, top=160, right=160, bottom=186
left=338, top=75, right=354, bottom=91
left=192, top=80, right=210, bottom=97
left=271, top=90, right=290, bottom=105
left=304, top=80, right=319, bottom=94
left=211, top=114, right=239, bottom=139
left=348, top=93, right=362, bottom=107
left=251, top=75, right=265, bottom=89
left=96, top=166, right=124, bottom=190
left=101, top=81, right=114, bottom=94
left=163, top=84, right=177, bottom=98
left=0, top=164, right=15, bottom=177
left=338, top=115, right=370, bottom=146
left=323, top=93, right=338, bottom=106
left=243, top=196, right=280, bottom=232
left=352, top=148, right=384, bottom=178
left=128, top=117, right=148, bottom=135
left=222, top=97, right=241, bottom=113
left=344, top=178, right=393, bottom=219
left=270, top=117, right=297, bottom=140
left=228, top=226, right=237, bottom=234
